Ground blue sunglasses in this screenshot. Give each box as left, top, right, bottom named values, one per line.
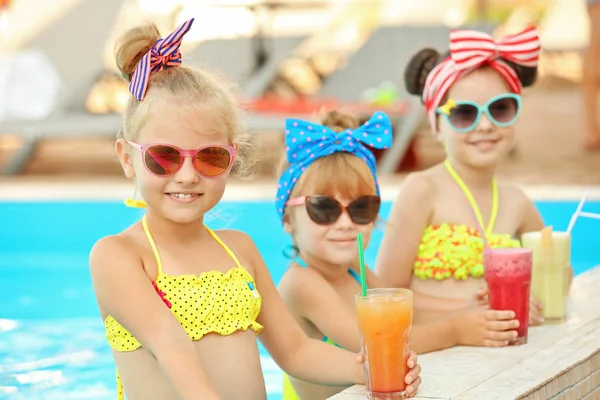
left=436, top=93, right=522, bottom=133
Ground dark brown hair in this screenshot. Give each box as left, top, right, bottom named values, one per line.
left=404, top=48, right=538, bottom=100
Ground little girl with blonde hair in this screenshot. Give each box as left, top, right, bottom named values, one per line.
left=89, top=19, right=420, bottom=400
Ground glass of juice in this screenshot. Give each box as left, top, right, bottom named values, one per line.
left=355, top=288, right=413, bottom=400
left=521, top=231, right=571, bottom=324
left=483, top=248, right=532, bottom=345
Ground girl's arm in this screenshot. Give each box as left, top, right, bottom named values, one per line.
left=240, top=237, right=363, bottom=386
left=283, top=266, right=461, bottom=355
left=515, top=188, right=545, bottom=237
left=368, top=269, right=511, bottom=351
left=375, top=174, right=469, bottom=311
left=365, top=270, right=460, bottom=352
left=369, top=270, right=518, bottom=349
left=278, top=265, right=415, bottom=354
left=410, top=292, right=471, bottom=312
left=89, top=236, right=221, bottom=400
left=236, top=232, right=423, bottom=392
left=375, top=173, right=434, bottom=290
left=278, top=267, right=363, bottom=353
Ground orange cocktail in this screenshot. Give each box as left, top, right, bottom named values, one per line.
left=355, top=288, right=413, bottom=400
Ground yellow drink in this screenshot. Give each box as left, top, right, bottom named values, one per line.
left=521, top=231, right=571, bottom=323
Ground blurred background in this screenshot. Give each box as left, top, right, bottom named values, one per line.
left=0, top=0, right=599, bottom=399
left=0, top=0, right=599, bottom=184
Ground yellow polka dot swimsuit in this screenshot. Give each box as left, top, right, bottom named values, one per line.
left=103, top=215, right=263, bottom=399
left=413, top=160, right=521, bottom=281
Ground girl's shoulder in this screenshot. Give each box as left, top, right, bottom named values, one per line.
left=279, top=264, right=321, bottom=293
left=400, top=166, right=440, bottom=193
left=278, top=265, right=347, bottom=323
left=88, top=232, right=146, bottom=287
left=278, top=264, right=331, bottom=302
left=497, top=181, right=531, bottom=204
left=204, top=228, right=262, bottom=274
left=208, top=228, right=255, bottom=251
left=391, top=169, right=438, bottom=212
left=90, top=222, right=144, bottom=263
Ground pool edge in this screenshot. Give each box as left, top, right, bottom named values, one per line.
left=0, top=179, right=599, bottom=202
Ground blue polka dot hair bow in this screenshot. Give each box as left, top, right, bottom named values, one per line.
left=275, top=111, right=393, bottom=221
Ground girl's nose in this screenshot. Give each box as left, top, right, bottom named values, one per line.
left=174, top=157, right=199, bottom=184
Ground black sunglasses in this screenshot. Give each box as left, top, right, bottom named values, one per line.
left=286, top=195, right=381, bottom=225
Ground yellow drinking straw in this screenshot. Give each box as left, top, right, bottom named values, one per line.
left=540, top=226, right=554, bottom=271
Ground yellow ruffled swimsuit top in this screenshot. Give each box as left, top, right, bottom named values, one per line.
left=414, top=160, right=521, bottom=281
left=104, top=215, right=263, bottom=399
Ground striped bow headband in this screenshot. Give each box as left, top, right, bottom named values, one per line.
left=422, top=26, right=541, bottom=131
left=128, top=18, right=195, bottom=101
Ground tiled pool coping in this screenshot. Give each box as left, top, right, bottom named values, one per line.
left=328, top=265, right=600, bottom=400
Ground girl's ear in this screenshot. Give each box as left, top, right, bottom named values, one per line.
left=433, top=115, right=443, bottom=139
left=433, top=118, right=446, bottom=146
left=283, top=216, right=293, bottom=234
left=116, top=139, right=135, bottom=178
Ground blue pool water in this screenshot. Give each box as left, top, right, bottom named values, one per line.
left=0, top=200, right=598, bottom=399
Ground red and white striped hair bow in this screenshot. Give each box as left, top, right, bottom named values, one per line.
left=128, top=18, right=195, bottom=101
left=422, top=26, right=541, bottom=131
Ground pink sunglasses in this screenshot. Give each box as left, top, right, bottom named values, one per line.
left=127, top=141, right=237, bottom=178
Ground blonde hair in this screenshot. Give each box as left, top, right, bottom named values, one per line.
left=114, top=22, right=255, bottom=178
left=279, top=110, right=377, bottom=223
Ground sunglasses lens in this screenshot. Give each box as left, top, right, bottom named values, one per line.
left=306, top=196, right=342, bottom=225
left=448, top=104, right=479, bottom=130
left=145, top=145, right=182, bottom=175
left=195, top=147, right=233, bottom=177
left=348, top=196, right=381, bottom=224
left=488, top=96, right=519, bottom=124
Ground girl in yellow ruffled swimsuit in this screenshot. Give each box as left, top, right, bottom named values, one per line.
left=105, top=214, right=264, bottom=399
left=90, top=19, right=389, bottom=400
left=376, top=28, right=549, bottom=327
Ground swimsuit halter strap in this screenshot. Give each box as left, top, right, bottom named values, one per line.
left=444, top=159, right=498, bottom=234
left=116, top=370, right=124, bottom=400
left=294, top=257, right=308, bottom=268
left=141, top=215, right=243, bottom=274
left=142, top=215, right=163, bottom=274
left=205, top=226, right=244, bottom=268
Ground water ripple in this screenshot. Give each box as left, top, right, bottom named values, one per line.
left=0, top=319, right=283, bottom=400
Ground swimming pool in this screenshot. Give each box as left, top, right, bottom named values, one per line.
left=0, top=199, right=598, bottom=399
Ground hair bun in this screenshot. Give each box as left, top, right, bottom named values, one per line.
left=114, top=23, right=161, bottom=82
left=505, top=61, right=538, bottom=88
left=404, top=48, right=442, bottom=97
left=320, top=110, right=359, bottom=133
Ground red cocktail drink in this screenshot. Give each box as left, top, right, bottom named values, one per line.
left=484, top=248, right=532, bottom=345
